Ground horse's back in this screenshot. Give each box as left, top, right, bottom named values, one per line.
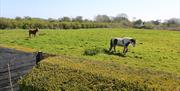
left=29, top=29, right=33, bottom=32
left=111, top=38, right=124, bottom=46
left=111, top=38, right=123, bottom=41
left=111, top=37, right=133, bottom=46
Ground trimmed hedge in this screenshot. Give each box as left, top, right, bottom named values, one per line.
left=0, top=18, right=109, bottom=29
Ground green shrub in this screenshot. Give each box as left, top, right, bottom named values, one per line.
left=84, top=47, right=105, bottom=56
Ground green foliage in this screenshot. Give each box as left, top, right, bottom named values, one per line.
left=95, top=15, right=111, bottom=22
left=133, top=19, right=144, bottom=28
left=84, top=49, right=98, bottom=56
left=0, top=17, right=109, bottom=29
left=84, top=47, right=105, bottom=56
left=1, top=16, right=180, bottom=30
left=143, top=22, right=154, bottom=29
left=113, top=13, right=129, bottom=23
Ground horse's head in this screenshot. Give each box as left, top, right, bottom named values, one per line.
left=130, top=39, right=136, bottom=47
left=35, top=28, right=39, bottom=32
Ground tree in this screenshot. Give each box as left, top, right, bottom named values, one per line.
left=48, top=18, right=56, bottom=22
left=61, top=17, right=71, bottom=22
left=73, top=16, right=83, bottom=22
left=143, top=22, right=154, bottom=29
left=24, top=16, right=31, bottom=20
left=113, top=13, right=129, bottom=22
left=0, top=18, right=9, bottom=29
left=95, top=15, right=111, bottom=22
left=15, top=16, right=22, bottom=20
left=167, top=18, right=180, bottom=26
left=133, top=19, right=144, bottom=28
left=151, top=20, right=160, bottom=25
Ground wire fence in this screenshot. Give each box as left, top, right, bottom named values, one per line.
left=0, top=47, right=39, bottom=91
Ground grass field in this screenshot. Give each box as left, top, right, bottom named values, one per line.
left=0, top=28, right=180, bottom=90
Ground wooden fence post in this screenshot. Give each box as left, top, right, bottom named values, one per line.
left=7, top=63, right=13, bottom=91
left=36, top=51, right=43, bottom=64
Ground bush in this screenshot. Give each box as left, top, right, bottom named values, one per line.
left=84, top=47, right=105, bottom=56
left=143, top=22, right=154, bottom=29
left=84, top=49, right=99, bottom=56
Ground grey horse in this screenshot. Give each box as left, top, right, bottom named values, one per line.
left=109, top=37, right=136, bottom=54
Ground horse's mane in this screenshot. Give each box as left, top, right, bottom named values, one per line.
left=130, top=39, right=136, bottom=44
left=29, top=28, right=38, bottom=31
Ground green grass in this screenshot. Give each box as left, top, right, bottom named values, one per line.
left=0, top=28, right=180, bottom=90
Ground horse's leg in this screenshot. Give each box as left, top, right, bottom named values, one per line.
left=29, top=33, right=31, bottom=38
left=123, top=47, right=128, bottom=54
left=125, top=47, right=128, bottom=54
left=123, top=47, right=125, bottom=53
left=34, top=33, right=36, bottom=37
left=109, top=39, right=113, bottom=52
left=109, top=46, right=112, bottom=52
left=114, top=46, right=116, bottom=52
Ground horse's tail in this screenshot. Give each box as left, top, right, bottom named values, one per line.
left=109, top=39, right=113, bottom=51
left=110, top=39, right=113, bottom=47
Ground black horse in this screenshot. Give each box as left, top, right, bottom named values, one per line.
left=29, top=28, right=39, bottom=37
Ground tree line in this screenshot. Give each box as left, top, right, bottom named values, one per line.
left=0, top=14, right=180, bottom=30
left=0, top=17, right=109, bottom=29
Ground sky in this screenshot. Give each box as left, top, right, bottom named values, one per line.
left=0, top=0, right=180, bottom=21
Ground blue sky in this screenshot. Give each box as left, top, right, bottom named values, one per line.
left=0, top=0, right=179, bottom=21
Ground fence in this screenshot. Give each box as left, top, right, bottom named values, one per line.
left=0, top=47, right=38, bottom=91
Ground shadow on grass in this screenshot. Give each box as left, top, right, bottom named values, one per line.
left=103, top=49, right=126, bottom=57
